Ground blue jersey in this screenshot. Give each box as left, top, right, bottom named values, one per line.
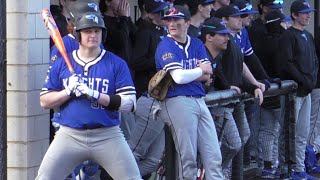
left=155, top=35, right=208, bottom=97
left=42, top=50, right=135, bottom=129
left=235, top=28, right=254, bottom=56
left=50, top=34, right=104, bottom=63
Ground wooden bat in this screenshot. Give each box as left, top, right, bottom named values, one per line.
left=41, top=8, right=75, bottom=74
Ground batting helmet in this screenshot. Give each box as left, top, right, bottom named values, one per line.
left=74, top=12, right=107, bottom=42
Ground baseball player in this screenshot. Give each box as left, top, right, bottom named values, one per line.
left=257, top=10, right=292, bottom=179
left=186, top=0, right=215, bottom=38
left=278, top=0, right=318, bottom=179
left=49, top=2, right=103, bottom=180
left=248, top=0, right=284, bottom=62
left=213, top=5, right=264, bottom=179
left=36, top=12, right=141, bottom=180
left=128, top=0, right=169, bottom=177
left=155, top=5, right=223, bottom=180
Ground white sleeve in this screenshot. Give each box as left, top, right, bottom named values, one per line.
left=118, top=94, right=136, bottom=112
left=169, top=68, right=203, bottom=84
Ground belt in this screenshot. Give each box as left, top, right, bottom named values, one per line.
left=79, top=125, right=105, bottom=130
left=185, top=95, right=203, bottom=98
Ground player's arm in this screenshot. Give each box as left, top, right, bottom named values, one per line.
left=40, top=61, right=79, bottom=109
left=243, top=63, right=265, bottom=92
left=40, top=90, right=71, bottom=109
left=170, top=62, right=212, bottom=84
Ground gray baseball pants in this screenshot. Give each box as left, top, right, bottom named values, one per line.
left=293, top=94, right=311, bottom=172
left=258, top=107, right=281, bottom=162
left=159, top=96, right=223, bottom=180
left=309, top=89, right=320, bottom=152
left=129, top=96, right=165, bottom=176
left=36, top=126, right=142, bottom=180
left=210, top=107, right=242, bottom=170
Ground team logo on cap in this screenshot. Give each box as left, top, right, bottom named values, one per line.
left=220, top=21, right=227, bottom=27
left=273, top=0, right=284, bottom=5
left=85, top=14, right=99, bottom=24
left=303, top=1, right=310, bottom=8
left=233, top=5, right=240, bottom=10
left=88, top=3, right=98, bottom=12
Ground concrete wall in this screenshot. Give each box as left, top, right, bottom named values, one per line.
left=6, top=0, right=50, bottom=179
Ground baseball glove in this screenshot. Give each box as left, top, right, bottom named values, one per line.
left=148, top=70, right=173, bottom=100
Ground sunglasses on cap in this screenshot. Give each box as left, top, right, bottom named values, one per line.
left=273, top=0, right=284, bottom=5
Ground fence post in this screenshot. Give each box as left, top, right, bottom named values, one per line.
left=0, top=0, right=7, bottom=179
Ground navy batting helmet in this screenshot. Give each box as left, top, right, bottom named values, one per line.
left=74, top=12, right=107, bottom=42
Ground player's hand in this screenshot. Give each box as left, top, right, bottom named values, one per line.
left=254, top=88, right=264, bottom=105
left=74, top=83, right=100, bottom=101
left=198, top=62, right=213, bottom=75
left=256, top=82, right=266, bottom=93
left=204, top=77, right=213, bottom=86
left=64, top=74, right=82, bottom=96
left=230, top=86, right=241, bottom=94
left=117, top=0, right=130, bottom=17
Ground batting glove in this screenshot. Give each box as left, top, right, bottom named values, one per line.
left=64, top=74, right=82, bottom=96
left=74, top=83, right=100, bottom=101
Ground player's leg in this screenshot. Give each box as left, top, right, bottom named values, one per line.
left=120, top=112, right=136, bottom=140
left=307, top=89, right=320, bottom=169
left=197, top=99, right=224, bottom=180
left=129, top=96, right=164, bottom=172
left=36, top=126, right=89, bottom=180
left=137, top=128, right=165, bottom=176
left=293, top=95, right=311, bottom=173
left=258, top=107, right=281, bottom=178
left=233, top=102, right=250, bottom=145
left=159, top=96, right=199, bottom=180
left=211, top=107, right=242, bottom=170
left=91, top=126, right=142, bottom=180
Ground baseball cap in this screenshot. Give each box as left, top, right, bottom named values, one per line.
left=290, top=0, right=316, bottom=13
left=260, top=0, right=284, bottom=9
left=215, top=5, right=245, bottom=18
left=144, top=0, right=170, bottom=13
left=162, top=5, right=191, bottom=20
left=67, top=1, right=100, bottom=20
left=233, top=0, right=258, bottom=14
left=201, top=17, right=232, bottom=34
left=200, top=0, right=216, bottom=5
left=265, top=10, right=291, bottom=24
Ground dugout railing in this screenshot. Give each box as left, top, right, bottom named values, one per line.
left=164, top=80, right=298, bottom=180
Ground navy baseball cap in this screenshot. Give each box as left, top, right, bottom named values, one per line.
left=260, top=0, right=284, bottom=9
left=215, top=5, right=245, bottom=18
left=201, top=17, right=232, bottom=34
left=200, top=0, right=216, bottom=5
left=233, top=0, right=258, bottom=14
left=290, top=0, right=316, bottom=13
left=67, top=1, right=100, bottom=20
left=162, top=5, right=191, bottom=20
left=265, top=10, right=291, bottom=24
left=144, top=0, right=170, bottom=13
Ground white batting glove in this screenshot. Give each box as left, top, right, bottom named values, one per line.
left=64, top=74, right=82, bottom=96
left=74, top=83, right=100, bottom=101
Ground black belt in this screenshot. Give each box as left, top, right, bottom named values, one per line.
left=185, top=95, right=203, bottom=98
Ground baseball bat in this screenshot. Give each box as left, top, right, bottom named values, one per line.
left=41, top=8, right=75, bottom=74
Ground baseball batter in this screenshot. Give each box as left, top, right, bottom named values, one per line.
left=36, top=12, right=141, bottom=180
